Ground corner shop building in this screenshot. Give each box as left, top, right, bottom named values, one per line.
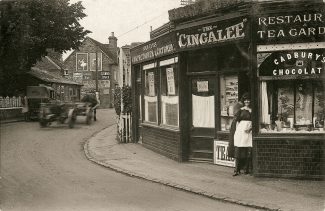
left=131, top=0, right=325, bottom=179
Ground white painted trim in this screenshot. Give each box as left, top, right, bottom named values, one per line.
left=159, top=57, right=178, bottom=67
left=142, top=62, right=156, bottom=70
left=257, top=42, right=325, bottom=52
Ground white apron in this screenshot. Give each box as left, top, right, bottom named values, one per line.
left=234, top=120, right=252, bottom=147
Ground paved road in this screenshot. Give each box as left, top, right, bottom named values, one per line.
left=0, top=109, right=253, bottom=211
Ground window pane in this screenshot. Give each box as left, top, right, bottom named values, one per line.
left=144, top=68, right=157, bottom=123
left=314, top=81, right=325, bottom=129
left=295, top=81, right=313, bottom=125
left=161, top=64, right=179, bottom=126
left=220, top=75, right=238, bottom=131
left=192, top=78, right=215, bottom=128
left=260, top=80, right=324, bottom=133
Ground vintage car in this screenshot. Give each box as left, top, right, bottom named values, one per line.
left=75, top=102, right=93, bottom=125
left=26, top=85, right=55, bottom=120
left=39, top=101, right=77, bottom=128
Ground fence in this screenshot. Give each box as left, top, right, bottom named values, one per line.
left=0, top=96, right=22, bottom=108
left=0, top=96, right=24, bottom=122
left=118, top=114, right=132, bottom=143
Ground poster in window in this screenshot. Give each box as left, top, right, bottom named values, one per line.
left=148, top=72, right=155, bottom=96
left=197, top=81, right=209, bottom=92
left=76, top=53, right=88, bottom=71
left=166, top=68, right=175, bottom=95
left=89, top=53, right=102, bottom=71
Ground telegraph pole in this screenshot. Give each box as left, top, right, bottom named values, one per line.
left=95, top=51, right=98, bottom=93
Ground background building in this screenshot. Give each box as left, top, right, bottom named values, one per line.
left=63, top=33, right=118, bottom=108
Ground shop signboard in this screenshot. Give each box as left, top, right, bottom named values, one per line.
left=214, top=140, right=235, bottom=167
left=256, top=12, right=325, bottom=44
left=176, top=17, right=249, bottom=50
left=131, top=33, right=177, bottom=64
left=73, top=72, right=83, bottom=83
left=98, top=71, right=110, bottom=80
left=258, top=50, right=324, bottom=79
left=83, top=72, right=92, bottom=80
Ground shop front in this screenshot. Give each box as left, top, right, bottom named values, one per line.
left=175, top=15, right=251, bottom=163
left=131, top=0, right=324, bottom=179
left=253, top=3, right=325, bottom=179
left=131, top=33, right=185, bottom=161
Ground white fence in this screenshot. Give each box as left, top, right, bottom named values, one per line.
left=0, top=96, right=22, bottom=108
left=118, top=114, right=132, bottom=143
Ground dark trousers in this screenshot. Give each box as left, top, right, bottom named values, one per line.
left=234, top=147, right=252, bottom=173
left=93, top=109, right=97, bottom=121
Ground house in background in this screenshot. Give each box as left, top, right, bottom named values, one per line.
left=23, top=49, right=82, bottom=102
left=63, top=33, right=119, bottom=108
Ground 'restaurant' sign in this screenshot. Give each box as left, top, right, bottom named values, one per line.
left=257, top=12, right=325, bottom=44
left=131, top=33, right=176, bottom=64
left=176, top=17, right=248, bottom=50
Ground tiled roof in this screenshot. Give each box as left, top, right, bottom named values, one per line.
left=29, top=67, right=82, bottom=86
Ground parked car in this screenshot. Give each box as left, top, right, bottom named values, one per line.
left=26, top=85, right=55, bottom=120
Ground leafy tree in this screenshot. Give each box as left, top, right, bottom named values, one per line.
left=0, top=0, right=90, bottom=95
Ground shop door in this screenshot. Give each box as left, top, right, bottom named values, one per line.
left=189, top=77, right=216, bottom=162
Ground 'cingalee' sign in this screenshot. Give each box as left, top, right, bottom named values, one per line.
left=176, top=17, right=248, bottom=50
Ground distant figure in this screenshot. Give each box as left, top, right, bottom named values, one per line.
left=81, top=94, right=99, bottom=121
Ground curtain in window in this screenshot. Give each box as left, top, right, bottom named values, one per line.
left=261, top=81, right=270, bottom=124
left=192, top=94, right=215, bottom=128
left=144, top=96, right=157, bottom=122
left=161, top=95, right=178, bottom=125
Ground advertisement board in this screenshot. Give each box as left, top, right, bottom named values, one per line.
left=214, top=140, right=235, bottom=167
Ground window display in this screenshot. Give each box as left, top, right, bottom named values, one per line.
left=144, top=64, right=157, bottom=123
left=258, top=50, right=325, bottom=133
left=160, top=62, right=179, bottom=126
left=220, top=75, right=238, bottom=131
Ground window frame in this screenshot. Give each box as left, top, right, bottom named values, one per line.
left=159, top=57, right=179, bottom=128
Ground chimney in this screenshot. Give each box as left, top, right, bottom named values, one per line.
left=108, top=32, right=117, bottom=49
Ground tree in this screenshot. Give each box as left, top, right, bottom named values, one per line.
left=0, top=0, right=90, bottom=95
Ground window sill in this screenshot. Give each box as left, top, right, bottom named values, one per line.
left=254, top=133, right=325, bottom=141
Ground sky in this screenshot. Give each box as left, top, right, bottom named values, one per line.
left=63, top=0, right=182, bottom=59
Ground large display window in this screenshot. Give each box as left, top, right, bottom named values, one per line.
left=258, top=49, right=325, bottom=133
left=160, top=57, right=179, bottom=127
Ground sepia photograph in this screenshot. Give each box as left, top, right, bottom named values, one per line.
left=0, top=0, right=324, bottom=210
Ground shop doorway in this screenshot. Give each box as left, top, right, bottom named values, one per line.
left=189, top=76, right=216, bottom=162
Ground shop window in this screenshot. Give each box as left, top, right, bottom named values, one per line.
left=220, top=75, right=239, bottom=131
left=143, top=63, right=157, bottom=123
left=160, top=57, right=179, bottom=126
left=258, top=50, right=325, bottom=133
left=260, top=80, right=324, bottom=133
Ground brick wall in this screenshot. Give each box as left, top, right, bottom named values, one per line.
left=142, top=125, right=182, bottom=161
left=63, top=38, right=118, bottom=108
left=253, top=138, right=325, bottom=180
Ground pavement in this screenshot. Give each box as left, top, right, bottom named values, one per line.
left=84, top=125, right=325, bottom=211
